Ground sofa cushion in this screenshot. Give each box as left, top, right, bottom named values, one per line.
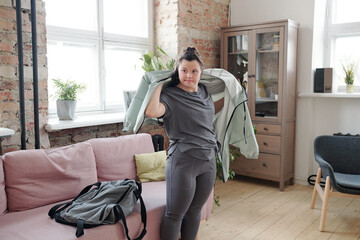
left=135, top=150, right=166, bottom=182
left=0, top=158, right=6, bottom=215
left=88, top=133, right=155, bottom=182
left=3, top=142, right=97, bottom=212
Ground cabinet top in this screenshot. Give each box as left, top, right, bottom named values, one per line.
left=221, top=19, right=299, bottom=31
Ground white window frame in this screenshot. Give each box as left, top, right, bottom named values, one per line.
left=46, top=0, right=153, bottom=115
left=324, top=0, right=360, bottom=92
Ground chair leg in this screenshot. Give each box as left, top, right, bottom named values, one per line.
left=311, top=168, right=322, bottom=209
left=319, top=176, right=331, bottom=232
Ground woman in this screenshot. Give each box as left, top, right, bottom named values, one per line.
left=145, top=47, right=223, bottom=240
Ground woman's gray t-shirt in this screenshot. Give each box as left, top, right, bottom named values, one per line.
left=160, top=83, right=217, bottom=160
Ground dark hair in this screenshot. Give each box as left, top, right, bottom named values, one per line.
left=168, top=47, right=204, bottom=87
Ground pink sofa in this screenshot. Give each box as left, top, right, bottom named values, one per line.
left=0, top=133, right=213, bottom=240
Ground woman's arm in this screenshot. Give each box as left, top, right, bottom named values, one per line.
left=145, top=83, right=166, bottom=118
left=214, top=98, right=224, bottom=114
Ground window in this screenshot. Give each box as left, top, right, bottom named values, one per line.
left=45, top=0, right=152, bottom=114
left=325, top=0, right=360, bottom=92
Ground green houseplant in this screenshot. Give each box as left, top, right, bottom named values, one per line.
left=52, top=79, right=86, bottom=120
left=140, top=46, right=175, bottom=72
left=342, top=61, right=358, bottom=93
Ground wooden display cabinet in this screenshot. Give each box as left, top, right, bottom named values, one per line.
left=221, top=20, right=299, bottom=190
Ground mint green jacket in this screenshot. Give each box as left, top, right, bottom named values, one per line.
left=123, top=69, right=259, bottom=182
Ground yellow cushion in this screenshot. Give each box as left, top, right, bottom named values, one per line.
left=135, top=150, right=167, bottom=182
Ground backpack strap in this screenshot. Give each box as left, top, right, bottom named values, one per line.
left=75, top=219, right=85, bottom=238
left=134, top=191, right=147, bottom=240
left=113, top=183, right=147, bottom=240
left=115, top=205, right=131, bottom=240
left=114, top=201, right=147, bottom=240
left=48, top=200, right=72, bottom=219
left=135, top=181, right=142, bottom=194
left=74, top=182, right=101, bottom=200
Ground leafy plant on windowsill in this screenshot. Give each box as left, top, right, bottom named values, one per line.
left=52, top=79, right=87, bottom=120
left=342, top=61, right=358, bottom=86
left=52, top=79, right=87, bottom=101
left=341, top=60, right=358, bottom=93
left=140, top=46, right=175, bottom=72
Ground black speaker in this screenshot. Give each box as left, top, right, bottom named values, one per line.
left=314, top=68, right=333, bottom=93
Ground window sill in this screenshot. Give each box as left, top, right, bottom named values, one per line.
left=298, top=92, right=360, bottom=98
left=45, top=112, right=125, bottom=132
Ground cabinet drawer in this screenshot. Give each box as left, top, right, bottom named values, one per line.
left=256, top=135, right=281, bottom=154
left=231, top=153, right=280, bottom=178
left=255, top=123, right=281, bottom=135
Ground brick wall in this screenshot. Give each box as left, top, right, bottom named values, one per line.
left=0, top=0, right=49, bottom=153
left=48, top=123, right=169, bottom=150
left=154, top=0, right=179, bottom=64
left=155, top=0, right=230, bottom=68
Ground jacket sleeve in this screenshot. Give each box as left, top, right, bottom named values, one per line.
left=123, top=71, right=173, bottom=133
left=122, top=73, right=152, bottom=132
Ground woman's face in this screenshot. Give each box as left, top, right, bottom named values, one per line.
left=177, top=59, right=202, bottom=92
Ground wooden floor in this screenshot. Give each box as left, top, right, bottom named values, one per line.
left=198, top=176, right=360, bottom=240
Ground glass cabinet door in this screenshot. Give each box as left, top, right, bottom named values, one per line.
left=252, top=28, right=282, bottom=121
left=224, top=32, right=249, bottom=90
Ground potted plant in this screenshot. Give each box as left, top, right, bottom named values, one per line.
left=342, top=61, right=358, bottom=93
left=52, top=79, right=86, bottom=120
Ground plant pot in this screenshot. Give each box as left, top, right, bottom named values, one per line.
left=56, top=100, right=77, bottom=120
left=346, top=84, right=355, bottom=93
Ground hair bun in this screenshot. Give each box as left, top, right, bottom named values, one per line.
left=184, top=46, right=196, bottom=53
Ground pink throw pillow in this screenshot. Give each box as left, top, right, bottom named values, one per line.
left=88, top=133, right=154, bottom=182
left=3, top=142, right=98, bottom=211
left=0, top=158, right=7, bottom=215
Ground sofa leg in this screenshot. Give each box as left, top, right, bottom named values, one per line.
left=319, top=176, right=331, bottom=232
left=311, top=168, right=322, bottom=209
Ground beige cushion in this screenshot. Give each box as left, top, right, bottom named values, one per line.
left=135, top=151, right=166, bottom=182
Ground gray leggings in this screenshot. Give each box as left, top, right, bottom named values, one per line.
left=160, top=147, right=216, bottom=240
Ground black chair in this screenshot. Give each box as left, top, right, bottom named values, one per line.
left=310, top=135, right=360, bottom=231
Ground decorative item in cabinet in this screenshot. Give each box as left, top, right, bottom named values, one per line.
left=222, top=20, right=299, bottom=191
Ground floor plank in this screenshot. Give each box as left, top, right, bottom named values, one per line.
left=198, top=176, right=360, bottom=240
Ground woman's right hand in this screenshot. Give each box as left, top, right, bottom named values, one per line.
left=145, top=83, right=166, bottom=118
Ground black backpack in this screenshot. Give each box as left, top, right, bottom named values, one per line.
left=48, top=179, right=147, bottom=239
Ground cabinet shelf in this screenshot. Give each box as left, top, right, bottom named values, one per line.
left=256, top=97, right=278, bottom=103
left=257, top=49, right=279, bottom=53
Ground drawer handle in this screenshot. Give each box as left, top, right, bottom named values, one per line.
left=263, top=142, right=268, bottom=146
left=263, top=127, right=268, bottom=131
left=262, top=162, right=267, bottom=167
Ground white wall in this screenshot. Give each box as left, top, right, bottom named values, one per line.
left=230, top=0, right=360, bottom=185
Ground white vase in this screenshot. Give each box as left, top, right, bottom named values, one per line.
left=346, top=84, right=355, bottom=93
left=56, top=100, right=77, bottom=120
